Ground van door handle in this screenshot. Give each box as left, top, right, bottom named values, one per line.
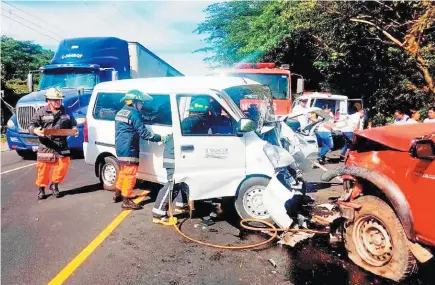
left=181, top=145, right=194, bottom=151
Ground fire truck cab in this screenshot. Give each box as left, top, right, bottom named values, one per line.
left=210, top=63, right=303, bottom=119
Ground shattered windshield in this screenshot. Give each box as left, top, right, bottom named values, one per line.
left=224, top=84, right=275, bottom=131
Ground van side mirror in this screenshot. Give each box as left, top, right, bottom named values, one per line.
left=237, top=118, right=256, bottom=136
left=410, top=139, right=435, bottom=161
left=27, top=73, right=34, bottom=93
left=296, top=78, right=304, bottom=94
left=111, top=70, right=118, bottom=81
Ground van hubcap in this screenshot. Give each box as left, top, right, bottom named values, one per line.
left=243, top=186, right=269, bottom=219
left=353, top=215, right=393, bottom=267
left=102, top=164, right=116, bottom=186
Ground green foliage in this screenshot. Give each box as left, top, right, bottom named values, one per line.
left=1, top=36, right=53, bottom=95
left=195, top=1, right=435, bottom=123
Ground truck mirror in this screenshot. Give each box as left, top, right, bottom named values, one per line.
left=296, top=78, right=304, bottom=94
left=27, top=73, right=34, bottom=93
left=410, top=139, right=435, bottom=161
left=77, top=87, right=85, bottom=96
left=111, top=70, right=118, bottom=81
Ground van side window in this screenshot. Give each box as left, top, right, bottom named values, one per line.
left=141, top=94, right=172, bottom=126
left=93, top=92, right=172, bottom=126
left=176, top=94, right=236, bottom=136
left=93, top=92, right=124, bottom=121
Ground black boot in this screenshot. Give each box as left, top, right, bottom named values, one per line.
left=50, top=183, right=61, bottom=198
left=113, top=190, right=122, bottom=203
left=38, top=187, right=46, bottom=200
left=122, top=198, right=142, bottom=210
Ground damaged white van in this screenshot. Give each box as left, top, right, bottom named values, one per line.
left=84, top=76, right=303, bottom=222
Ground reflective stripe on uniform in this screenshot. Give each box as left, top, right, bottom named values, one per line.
left=115, top=116, right=130, bottom=124
left=61, top=150, right=70, bottom=155
left=42, top=115, right=54, bottom=121
left=118, top=157, right=139, bottom=163
left=163, top=158, right=175, bottom=163
left=38, top=153, right=55, bottom=157
left=152, top=207, right=167, bottom=216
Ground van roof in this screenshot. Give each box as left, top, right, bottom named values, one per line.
left=94, top=76, right=261, bottom=93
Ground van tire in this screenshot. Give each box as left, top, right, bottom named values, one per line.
left=99, top=156, right=119, bottom=191
left=16, top=150, right=35, bottom=160
left=235, top=177, right=273, bottom=224
left=344, top=195, right=417, bottom=282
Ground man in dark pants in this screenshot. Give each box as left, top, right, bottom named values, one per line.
left=29, top=87, right=78, bottom=200
left=152, top=134, right=188, bottom=225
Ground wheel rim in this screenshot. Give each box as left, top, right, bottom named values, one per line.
left=353, top=215, right=393, bottom=267
left=242, top=185, right=270, bottom=219
left=102, top=163, right=117, bottom=186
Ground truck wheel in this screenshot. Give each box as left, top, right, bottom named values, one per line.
left=235, top=177, right=273, bottom=224
left=344, top=195, right=417, bottom=282
left=99, top=156, right=119, bottom=191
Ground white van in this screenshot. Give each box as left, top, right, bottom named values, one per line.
left=293, top=92, right=349, bottom=121
left=84, top=76, right=298, bottom=221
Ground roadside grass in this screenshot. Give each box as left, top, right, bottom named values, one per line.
left=0, top=134, right=6, bottom=143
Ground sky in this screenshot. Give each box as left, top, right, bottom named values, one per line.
left=1, top=0, right=218, bottom=75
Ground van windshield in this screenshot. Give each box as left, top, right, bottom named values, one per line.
left=39, top=70, right=96, bottom=90
left=224, top=84, right=275, bottom=131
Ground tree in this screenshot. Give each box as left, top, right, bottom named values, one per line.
left=1, top=36, right=54, bottom=94
left=195, top=1, right=434, bottom=124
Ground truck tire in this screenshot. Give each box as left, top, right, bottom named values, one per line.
left=235, top=177, right=273, bottom=224
left=344, top=195, right=417, bottom=282
left=99, top=156, right=119, bottom=191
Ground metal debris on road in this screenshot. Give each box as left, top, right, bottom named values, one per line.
left=268, top=258, right=277, bottom=268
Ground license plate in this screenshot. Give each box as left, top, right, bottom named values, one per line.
left=32, top=146, right=38, bottom=152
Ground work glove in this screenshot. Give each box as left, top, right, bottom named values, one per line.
left=162, top=134, right=172, bottom=144
left=34, top=127, right=45, bottom=137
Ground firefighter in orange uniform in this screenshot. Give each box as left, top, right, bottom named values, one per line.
left=29, top=87, right=78, bottom=200
left=112, top=89, right=165, bottom=210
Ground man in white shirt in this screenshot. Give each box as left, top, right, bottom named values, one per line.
left=393, top=109, right=410, bottom=124
left=423, top=106, right=435, bottom=123
left=315, top=106, right=335, bottom=164
left=292, top=98, right=309, bottom=129
left=339, top=106, right=361, bottom=161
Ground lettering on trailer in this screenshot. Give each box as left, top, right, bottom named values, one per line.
left=205, top=147, right=228, bottom=159
left=61, top=53, right=83, bottom=59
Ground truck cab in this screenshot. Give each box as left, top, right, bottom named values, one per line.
left=6, top=37, right=183, bottom=158
left=209, top=63, right=304, bottom=119
left=292, top=92, right=350, bottom=121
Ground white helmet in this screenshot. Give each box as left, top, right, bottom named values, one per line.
left=45, top=88, right=64, bottom=100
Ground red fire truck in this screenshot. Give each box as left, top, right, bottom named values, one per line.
left=211, top=63, right=303, bottom=117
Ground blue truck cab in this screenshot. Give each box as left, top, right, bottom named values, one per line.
left=6, top=37, right=182, bottom=157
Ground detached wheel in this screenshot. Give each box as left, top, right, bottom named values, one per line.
left=235, top=177, right=273, bottom=224
left=99, top=156, right=119, bottom=190
left=344, top=195, right=417, bottom=282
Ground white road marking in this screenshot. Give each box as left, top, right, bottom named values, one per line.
left=1, top=163, right=36, bottom=175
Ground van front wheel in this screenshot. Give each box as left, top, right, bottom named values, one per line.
left=235, top=177, right=273, bottom=223
left=99, top=156, right=119, bottom=191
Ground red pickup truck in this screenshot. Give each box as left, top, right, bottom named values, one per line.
left=322, top=123, right=435, bottom=282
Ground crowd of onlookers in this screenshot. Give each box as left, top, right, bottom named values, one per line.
left=393, top=106, right=435, bottom=124
left=292, top=101, right=435, bottom=166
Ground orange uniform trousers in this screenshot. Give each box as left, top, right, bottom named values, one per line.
left=35, top=157, right=71, bottom=187
left=115, top=164, right=138, bottom=198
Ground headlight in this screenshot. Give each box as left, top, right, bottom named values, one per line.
left=263, top=143, right=295, bottom=169
left=7, top=119, right=15, bottom=129
left=75, top=118, right=86, bottom=125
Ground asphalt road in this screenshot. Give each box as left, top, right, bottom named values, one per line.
left=1, top=150, right=434, bottom=285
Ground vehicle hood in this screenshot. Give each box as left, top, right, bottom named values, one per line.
left=17, top=88, right=92, bottom=104
left=356, top=123, right=435, bottom=152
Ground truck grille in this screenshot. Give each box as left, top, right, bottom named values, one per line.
left=16, top=105, right=44, bottom=132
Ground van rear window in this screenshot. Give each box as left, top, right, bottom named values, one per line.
left=93, top=92, right=172, bottom=125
